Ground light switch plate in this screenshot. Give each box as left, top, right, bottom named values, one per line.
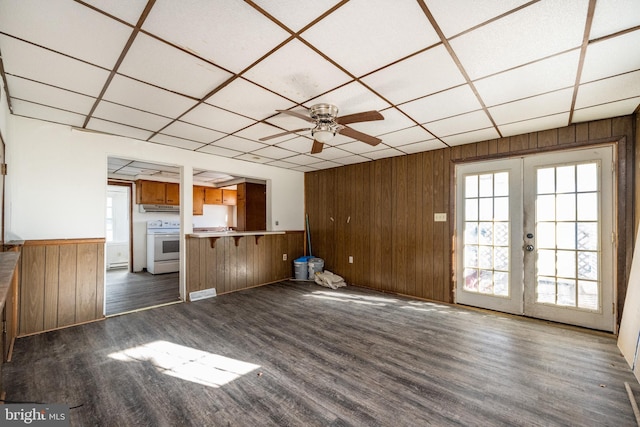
left=434, top=213, right=447, bottom=222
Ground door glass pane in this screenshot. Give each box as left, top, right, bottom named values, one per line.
left=462, top=171, right=510, bottom=297
left=534, top=162, right=600, bottom=311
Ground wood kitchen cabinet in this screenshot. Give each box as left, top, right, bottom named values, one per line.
left=135, top=180, right=180, bottom=205
left=193, top=186, right=205, bottom=215
left=204, top=188, right=222, bottom=204
left=222, top=189, right=237, bottom=205
left=165, top=183, right=179, bottom=205
left=236, top=183, right=266, bottom=231
left=203, top=188, right=236, bottom=205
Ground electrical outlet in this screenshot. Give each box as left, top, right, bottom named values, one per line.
left=275, top=220, right=279, bottom=226
left=434, top=213, right=447, bottom=222
left=282, top=254, right=287, bottom=261
left=349, top=256, right=353, bottom=264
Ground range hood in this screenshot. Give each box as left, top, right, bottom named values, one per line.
left=139, top=204, right=180, bottom=213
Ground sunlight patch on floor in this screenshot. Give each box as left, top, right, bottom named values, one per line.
left=306, top=290, right=400, bottom=305
left=108, top=340, right=260, bottom=388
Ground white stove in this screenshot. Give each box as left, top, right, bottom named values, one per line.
left=146, top=220, right=180, bottom=274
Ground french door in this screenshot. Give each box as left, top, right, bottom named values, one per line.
left=455, top=146, right=615, bottom=331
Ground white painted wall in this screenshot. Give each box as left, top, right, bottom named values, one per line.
left=5, top=115, right=305, bottom=242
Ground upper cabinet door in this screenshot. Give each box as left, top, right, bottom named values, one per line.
left=165, top=183, right=180, bottom=205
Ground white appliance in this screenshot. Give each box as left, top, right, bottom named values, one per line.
left=146, top=220, right=180, bottom=274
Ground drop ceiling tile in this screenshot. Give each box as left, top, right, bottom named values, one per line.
left=347, top=108, right=415, bottom=137
left=265, top=160, right=300, bottom=169
left=213, top=136, right=267, bottom=152
left=451, top=0, right=588, bottom=79
left=196, top=145, right=244, bottom=158
left=0, top=35, right=110, bottom=96
left=378, top=126, right=435, bottom=148
left=362, top=45, right=466, bottom=104
left=336, top=141, right=388, bottom=155
left=364, top=148, right=405, bottom=160
left=103, top=75, right=196, bottom=118
left=575, top=70, right=640, bottom=109
left=474, top=50, right=580, bottom=107
left=235, top=153, right=273, bottom=164
left=149, top=134, right=206, bottom=150
left=143, top=0, right=290, bottom=73
left=302, top=0, right=440, bottom=76
left=11, top=99, right=86, bottom=127
left=332, top=155, right=371, bottom=165
left=573, top=97, right=640, bottom=124
left=116, top=165, right=158, bottom=176
left=282, top=154, right=320, bottom=165
left=235, top=122, right=298, bottom=143
left=87, top=118, right=154, bottom=140
left=250, top=145, right=298, bottom=160
left=488, top=88, right=573, bottom=125
left=93, top=101, right=174, bottom=131
left=118, top=33, right=233, bottom=99
left=581, top=30, right=640, bottom=83
left=499, top=112, right=570, bottom=137
left=181, top=103, right=254, bottom=134
left=441, top=128, right=500, bottom=147
left=397, top=139, right=447, bottom=154
left=6, top=75, right=95, bottom=115
left=310, top=147, right=353, bottom=161
left=590, top=0, right=640, bottom=39
left=161, top=121, right=226, bottom=143
left=399, top=85, right=481, bottom=124
left=206, top=78, right=295, bottom=121
left=307, top=160, right=341, bottom=170
left=0, top=0, right=132, bottom=68
left=305, top=81, right=390, bottom=115
left=426, top=110, right=494, bottom=137
left=275, top=137, right=315, bottom=154
left=252, top=0, right=342, bottom=31
left=243, top=39, right=353, bottom=103
left=425, top=0, right=532, bottom=37
left=81, top=0, right=149, bottom=25
left=132, top=161, right=180, bottom=174
left=292, top=165, right=317, bottom=172
left=265, top=110, right=316, bottom=132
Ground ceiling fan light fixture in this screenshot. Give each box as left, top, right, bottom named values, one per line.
left=312, top=127, right=335, bottom=143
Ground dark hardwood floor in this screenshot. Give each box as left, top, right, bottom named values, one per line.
left=105, top=269, right=181, bottom=316
left=5, top=281, right=639, bottom=426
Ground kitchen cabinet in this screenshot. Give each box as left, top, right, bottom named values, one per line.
left=237, top=183, right=266, bottom=231
left=193, top=186, right=205, bottom=215
left=165, top=183, right=179, bottom=205
left=203, top=188, right=236, bottom=206
left=204, top=188, right=222, bottom=204
left=222, top=189, right=237, bottom=206
left=136, top=180, right=180, bottom=205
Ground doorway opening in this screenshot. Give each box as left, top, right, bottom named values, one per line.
left=454, top=145, right=616, bottom=332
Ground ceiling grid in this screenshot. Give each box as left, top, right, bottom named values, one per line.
left=0, top=0, right=637, bottom=173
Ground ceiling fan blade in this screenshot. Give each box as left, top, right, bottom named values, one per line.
left=276, top=109, right=314, bottom=123
left=311, top=140, right=324, bottom=154
left=337, top=110, right=384, bottom=125
left=259, top=128, right=310, bottom=141
left=338, top=126, right=382, bottom=146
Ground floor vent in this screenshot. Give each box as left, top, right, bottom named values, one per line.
left=189, top=288, right=217, bottom=301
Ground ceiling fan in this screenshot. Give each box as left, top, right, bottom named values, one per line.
left=259, top=103, right=384, bottom=154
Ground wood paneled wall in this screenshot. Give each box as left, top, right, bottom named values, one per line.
left=305, top=116, right=635, bottom=324
left=186, top=232, right=304, bottom=298
left=19, top=239, right=105, bottom=336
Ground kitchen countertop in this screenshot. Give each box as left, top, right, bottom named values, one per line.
left=188, top=230, right=286, bottom=238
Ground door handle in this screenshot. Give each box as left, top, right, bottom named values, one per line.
left=525, top=244, right=534, bottom=252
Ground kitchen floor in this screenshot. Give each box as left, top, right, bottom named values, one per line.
left=105, top=269, right=181, bottom=315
